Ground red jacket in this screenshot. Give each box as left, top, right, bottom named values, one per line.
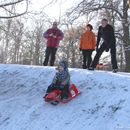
left=43, top=27, right=64, bottom=48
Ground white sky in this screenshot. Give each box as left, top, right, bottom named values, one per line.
left=29, top=0, right=110, bottom=59
left=30, top=0, right=81, bottom=20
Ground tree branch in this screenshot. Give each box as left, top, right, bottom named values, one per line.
left=67, top=0, right=123, bottom=21
left=0, top=0, right=28, bottom=19
left=0, top=0, right=24, bottom=7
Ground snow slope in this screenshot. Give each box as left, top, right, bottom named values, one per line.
left=0, top=64, right=130, bottom=130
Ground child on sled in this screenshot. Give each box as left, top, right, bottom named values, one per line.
left=44, top=60, right=70, bottom=100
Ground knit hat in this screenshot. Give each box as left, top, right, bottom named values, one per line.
left=86, top=24, right=93, bottom=30
left=58, top=60, right=68, bottom=71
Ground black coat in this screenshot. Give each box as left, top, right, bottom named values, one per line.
left=97, top=24, right=116, bottom=49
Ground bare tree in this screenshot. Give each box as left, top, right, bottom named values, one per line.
left=67, top=0, right=130, bottom=72
left=0, top=0, right=29, bottom=18
left=57, top=20, right=83, bottom=68
left=11, top=20, right=24, bottom=63
left=22, top=13, right=50, bottom=65
left=0, top=19, right=13, bottom=63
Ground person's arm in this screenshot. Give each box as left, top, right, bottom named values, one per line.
left=105, top=26, right=116, bottom=52
left=108, top=26, right=115, bottom=47
left=61, top=71, right=70, bottom=86
left=43, top=29, right=50, bottom=39
left=61, top=76, right=70, bottom=86
left=52, top=73, right=58, bottom=85
left=92, top=32, right=96, bottom=49
left=79, top=35, right=83, bottom=50
left=57, top=30, right=64, bottom=40
left=96, top=26, right=101, bottom=51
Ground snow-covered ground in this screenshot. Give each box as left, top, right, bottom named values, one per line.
left=0, top=64, right=130, bottom=130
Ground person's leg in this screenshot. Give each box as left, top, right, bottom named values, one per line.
left=46, top=84, right=54, bottom=93
left=44, top=84, right=59, bottom=98
left=60, top=85, right=69, bottom=99
left=87, top=50, right=93, bottom=68
left=91, top=43, right=106, bottom=68
left=43, top=47, right=51, bottom=66
left=43, top=84, right=53, bottom=98
left=110, top=44, right=118, bottom=70
left=82, top=50, right=87, bottom=69
left=50, top=48, right=57, bottom=66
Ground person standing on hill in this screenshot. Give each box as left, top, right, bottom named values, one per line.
left=89, top=19, right=118, bottom=73
left=80, top=24, right=96, bottom=69
left=43, top=21, right=64, bottom=66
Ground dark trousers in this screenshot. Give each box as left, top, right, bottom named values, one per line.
left=46, top=84, right=69, bottom=99
left=82, top=50, right=93, bottom=69
left=43, top=47, right=57, bottom=66
left=91, top=43, right=118, bottom=69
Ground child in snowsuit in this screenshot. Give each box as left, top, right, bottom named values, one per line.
left=44, top=60, right=70, bottom=100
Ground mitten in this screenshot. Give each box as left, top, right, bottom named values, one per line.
left=79, top=48, right=82, bottom=51
left=59, top=85, right=65, bottom=89
left=49, top=33, right=53, bottom=36
left=105, top=47, right=109, bottom=52
left=96, top=47, right=98, bottom=52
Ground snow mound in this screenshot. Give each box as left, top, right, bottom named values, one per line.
left=0, top=64, right=130, bottom=130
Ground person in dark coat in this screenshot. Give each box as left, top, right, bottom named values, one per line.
left=44, top=60, right=70, bottom=100
left=89, top=19, right=118, bottom=72
left=43, top=21, right=64, bottom=66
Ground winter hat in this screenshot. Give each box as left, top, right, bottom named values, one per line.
left=58, top=60, right=68, bottom=71
left=86, top=24, right=93, bottom=31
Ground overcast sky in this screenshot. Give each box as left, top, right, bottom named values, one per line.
left=30, top=0, right=80, bottom=20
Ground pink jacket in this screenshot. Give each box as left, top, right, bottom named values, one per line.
left=43, top=27, right=64, bottom=48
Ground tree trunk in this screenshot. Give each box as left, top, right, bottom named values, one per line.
left=4, top=20, right=12, bottom=63
left=123, top=0, right=130, bottom=72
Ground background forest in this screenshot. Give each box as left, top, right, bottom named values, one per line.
left=0, top=0, right=130, bottom=72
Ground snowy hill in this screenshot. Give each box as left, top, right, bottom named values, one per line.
left=0, top=64, right=130, bottom=130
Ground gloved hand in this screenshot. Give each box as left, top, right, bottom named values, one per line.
left=79, top=48, right=82, bottom=51
left=53, top=35, right=57, bottom=38
left=105, top=47, right=109, bottom=52
left=50, top=83, right=55, bottom=88
left=52, top=75, right=58, bottom=84
left=49, top=33, right=53, bottom=37
left=51, top=33, right=57, bottom=38
left=96, top=47, right=98, bottom=52
left=59, top=85, right=65, bottom=89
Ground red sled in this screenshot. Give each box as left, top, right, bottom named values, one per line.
left=44, top=84, right=81, bottom=104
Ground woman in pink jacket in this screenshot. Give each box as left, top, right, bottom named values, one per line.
left=43, top=22, right=64, bottom=66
